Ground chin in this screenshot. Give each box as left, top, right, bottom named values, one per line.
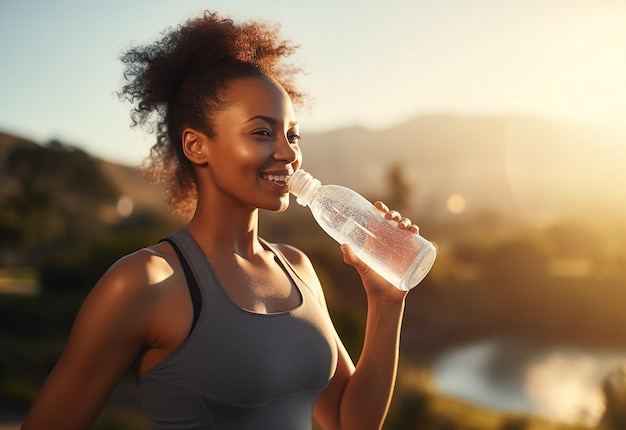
left=259, top=198, right=289, bottom=212
left=269, top=197, right=290, bottom=213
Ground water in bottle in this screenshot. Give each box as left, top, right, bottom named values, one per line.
left=288, top=169, right=436, bottom=291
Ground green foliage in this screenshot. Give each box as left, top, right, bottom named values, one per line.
left=1, top=140, right=117, bottom=265
left=0, top=137, right=182, bottom=294
left=2, top=141, right=625, bottom=428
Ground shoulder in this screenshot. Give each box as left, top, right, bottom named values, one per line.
left=271, top=242, right=326, bottom=297
left=272, top=243, right=313, bottom=273
left=273, top=242, right=308, bottom=264
left=99, top=245, right=172, bottom=292
left=109, top=242, right=177, bottom=286
left=49, top=242, right=184, bottom=375
left=80, top=242, right=180, bottom=323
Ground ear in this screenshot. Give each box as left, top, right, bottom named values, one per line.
left=181, top=128, right=209, bottom=166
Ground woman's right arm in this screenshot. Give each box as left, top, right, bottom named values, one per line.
left=21, top=251, right=155, bottom=430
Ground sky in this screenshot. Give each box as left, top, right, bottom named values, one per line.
left=1, top=0, right=625, bottom=166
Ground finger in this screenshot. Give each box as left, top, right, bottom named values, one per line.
left=340, top=243, right=361, bottom=267
left=398, top=218, right=412, bottom=230
left=374, top=201, right=390, bottom=213
left=340, top=244, right=374, bottom=278
left=385, top=210, right=402, bottom=222
left=409, top=224, right=419, bottom=234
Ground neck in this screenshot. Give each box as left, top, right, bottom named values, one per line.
left=186, top=199, right=262, bottom=258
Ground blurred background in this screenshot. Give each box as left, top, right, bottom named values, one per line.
left=1, top=1, right=626, bottom=429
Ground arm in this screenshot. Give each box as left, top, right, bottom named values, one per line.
left=314, top=201, right=414, bottom=430
left=21, top=252, right=154, bottom=430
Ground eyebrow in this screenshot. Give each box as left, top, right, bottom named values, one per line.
left=244, top=115, right=298, bottom=128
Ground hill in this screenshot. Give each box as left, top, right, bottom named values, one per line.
left=2, top=120, right=626, bottom=428
left=299, top=115, right=626, bottom=226
left=0, top=131, right=172, bottom=220
left=2, top=116, right=626, bottom=352
left=5, top=114, right=625, bottom=227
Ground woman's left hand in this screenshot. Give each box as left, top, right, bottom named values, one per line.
left=376, top=201, right=420, bottom=234
left=340, top=201, right=418, bottom=302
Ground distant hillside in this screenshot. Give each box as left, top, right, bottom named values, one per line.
left=299, top=115, right=626, bottom=225
left=0, top=131, right=39, bottom=160
left=0, top=131, right=171, bottom=219
left=98, top=160, right=170, bottom=216
left=300, top=116, right=515, bottom=216
left=3, top=122, right=626, bottom=353
left=3, top=114, right=625, bottom=226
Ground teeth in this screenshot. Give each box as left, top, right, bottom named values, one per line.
left=263, top=174, right=286, bottom=182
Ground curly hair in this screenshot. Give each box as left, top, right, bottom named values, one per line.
left=119, top=11, right=305, bottom=217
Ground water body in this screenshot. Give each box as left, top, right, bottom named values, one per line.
left=433, top=338, right=626, bottom=425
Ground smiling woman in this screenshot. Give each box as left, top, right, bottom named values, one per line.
left=20, top=10, right=421, bottom=430
left=190, top=76, right=301, bottom=213
left=117, top=12, right=305, bottom=218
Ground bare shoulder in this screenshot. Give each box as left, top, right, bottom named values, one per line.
left=273, top=243, right=308, bottom=264
left=272, top=243, right=324, bottom=294
left=273, top=243, right=313, bottom=272
left=60, top=241, right=184, bottom=364
left=19, top=242, right=183, bottom=430
left=82, top=242, right=179, bottom=315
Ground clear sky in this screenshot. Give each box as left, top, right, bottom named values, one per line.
left=1, top=0, right=625, bottom=165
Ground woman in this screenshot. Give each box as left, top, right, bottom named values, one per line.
left=22, top=11, right=419, bottom=430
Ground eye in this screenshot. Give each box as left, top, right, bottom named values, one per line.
left=288, top=132, right=301, bottom=144
left=253, top=129, right=271, bottom=137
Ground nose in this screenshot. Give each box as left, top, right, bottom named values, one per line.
left=274, top=135, right=299, bottom=164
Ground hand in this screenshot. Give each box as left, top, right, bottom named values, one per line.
left=375, top=201, right=420, bottom=234
left=340, top=243, right=408, bottom=302
left=340, top=201, right=418, bottom=301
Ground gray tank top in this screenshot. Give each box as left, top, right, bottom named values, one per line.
left=137, top=229, right=338, bottom=429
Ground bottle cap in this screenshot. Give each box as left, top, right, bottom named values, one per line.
left=287, top=169, right=320, bottom=206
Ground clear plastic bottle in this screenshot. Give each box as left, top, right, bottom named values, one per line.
left=288, top=169, right=436, bottom=291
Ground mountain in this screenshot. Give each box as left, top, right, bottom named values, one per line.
left=97, top=160, right=170, bottom=217
left=2, top=119, right=626, bottom=351
left=299, top=115, right=626, bottom=225
left=3, top=114, right=625, bottom=227
left=0, top=132, right=40, bottom=163
left=0, top=132, right=171, bottom=220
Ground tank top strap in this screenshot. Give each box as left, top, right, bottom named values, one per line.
left=159, top=235, right=202, bottom=330
left=259, top=238, right=322, bottom=303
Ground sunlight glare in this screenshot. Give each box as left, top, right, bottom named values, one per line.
left=116, top=195, right=134, bottom=218
left=447, top=194, right=466, bottom=214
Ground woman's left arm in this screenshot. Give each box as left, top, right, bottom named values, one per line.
left=314, top=201, right=414, bottom=430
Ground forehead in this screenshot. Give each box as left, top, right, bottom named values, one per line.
left=220, top=76, right=296, bottom=123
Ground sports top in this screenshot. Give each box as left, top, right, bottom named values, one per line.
left=137, top=229, right=338, bottom=429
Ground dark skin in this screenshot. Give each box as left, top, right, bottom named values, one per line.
left=21, top=76, right=419, bottom=430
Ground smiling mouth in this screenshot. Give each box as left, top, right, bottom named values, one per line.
left=260, top=174, right=289, bottom=186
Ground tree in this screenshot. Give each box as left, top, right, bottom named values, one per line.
left=386, top=163, right=412, bottom=213
left=601, top=365, right=626, bottom=428
left=1, top=139, right=119, bottom=291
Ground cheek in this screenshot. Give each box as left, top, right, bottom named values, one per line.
left=233, top=142, right=272, bottom=165
left=212, top=144, right=265, bottom=175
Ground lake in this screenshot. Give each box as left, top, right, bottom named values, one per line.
left=433, top=338, right=626, bottom=425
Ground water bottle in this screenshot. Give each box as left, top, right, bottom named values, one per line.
left=288, top=169, right=436, bottom=291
